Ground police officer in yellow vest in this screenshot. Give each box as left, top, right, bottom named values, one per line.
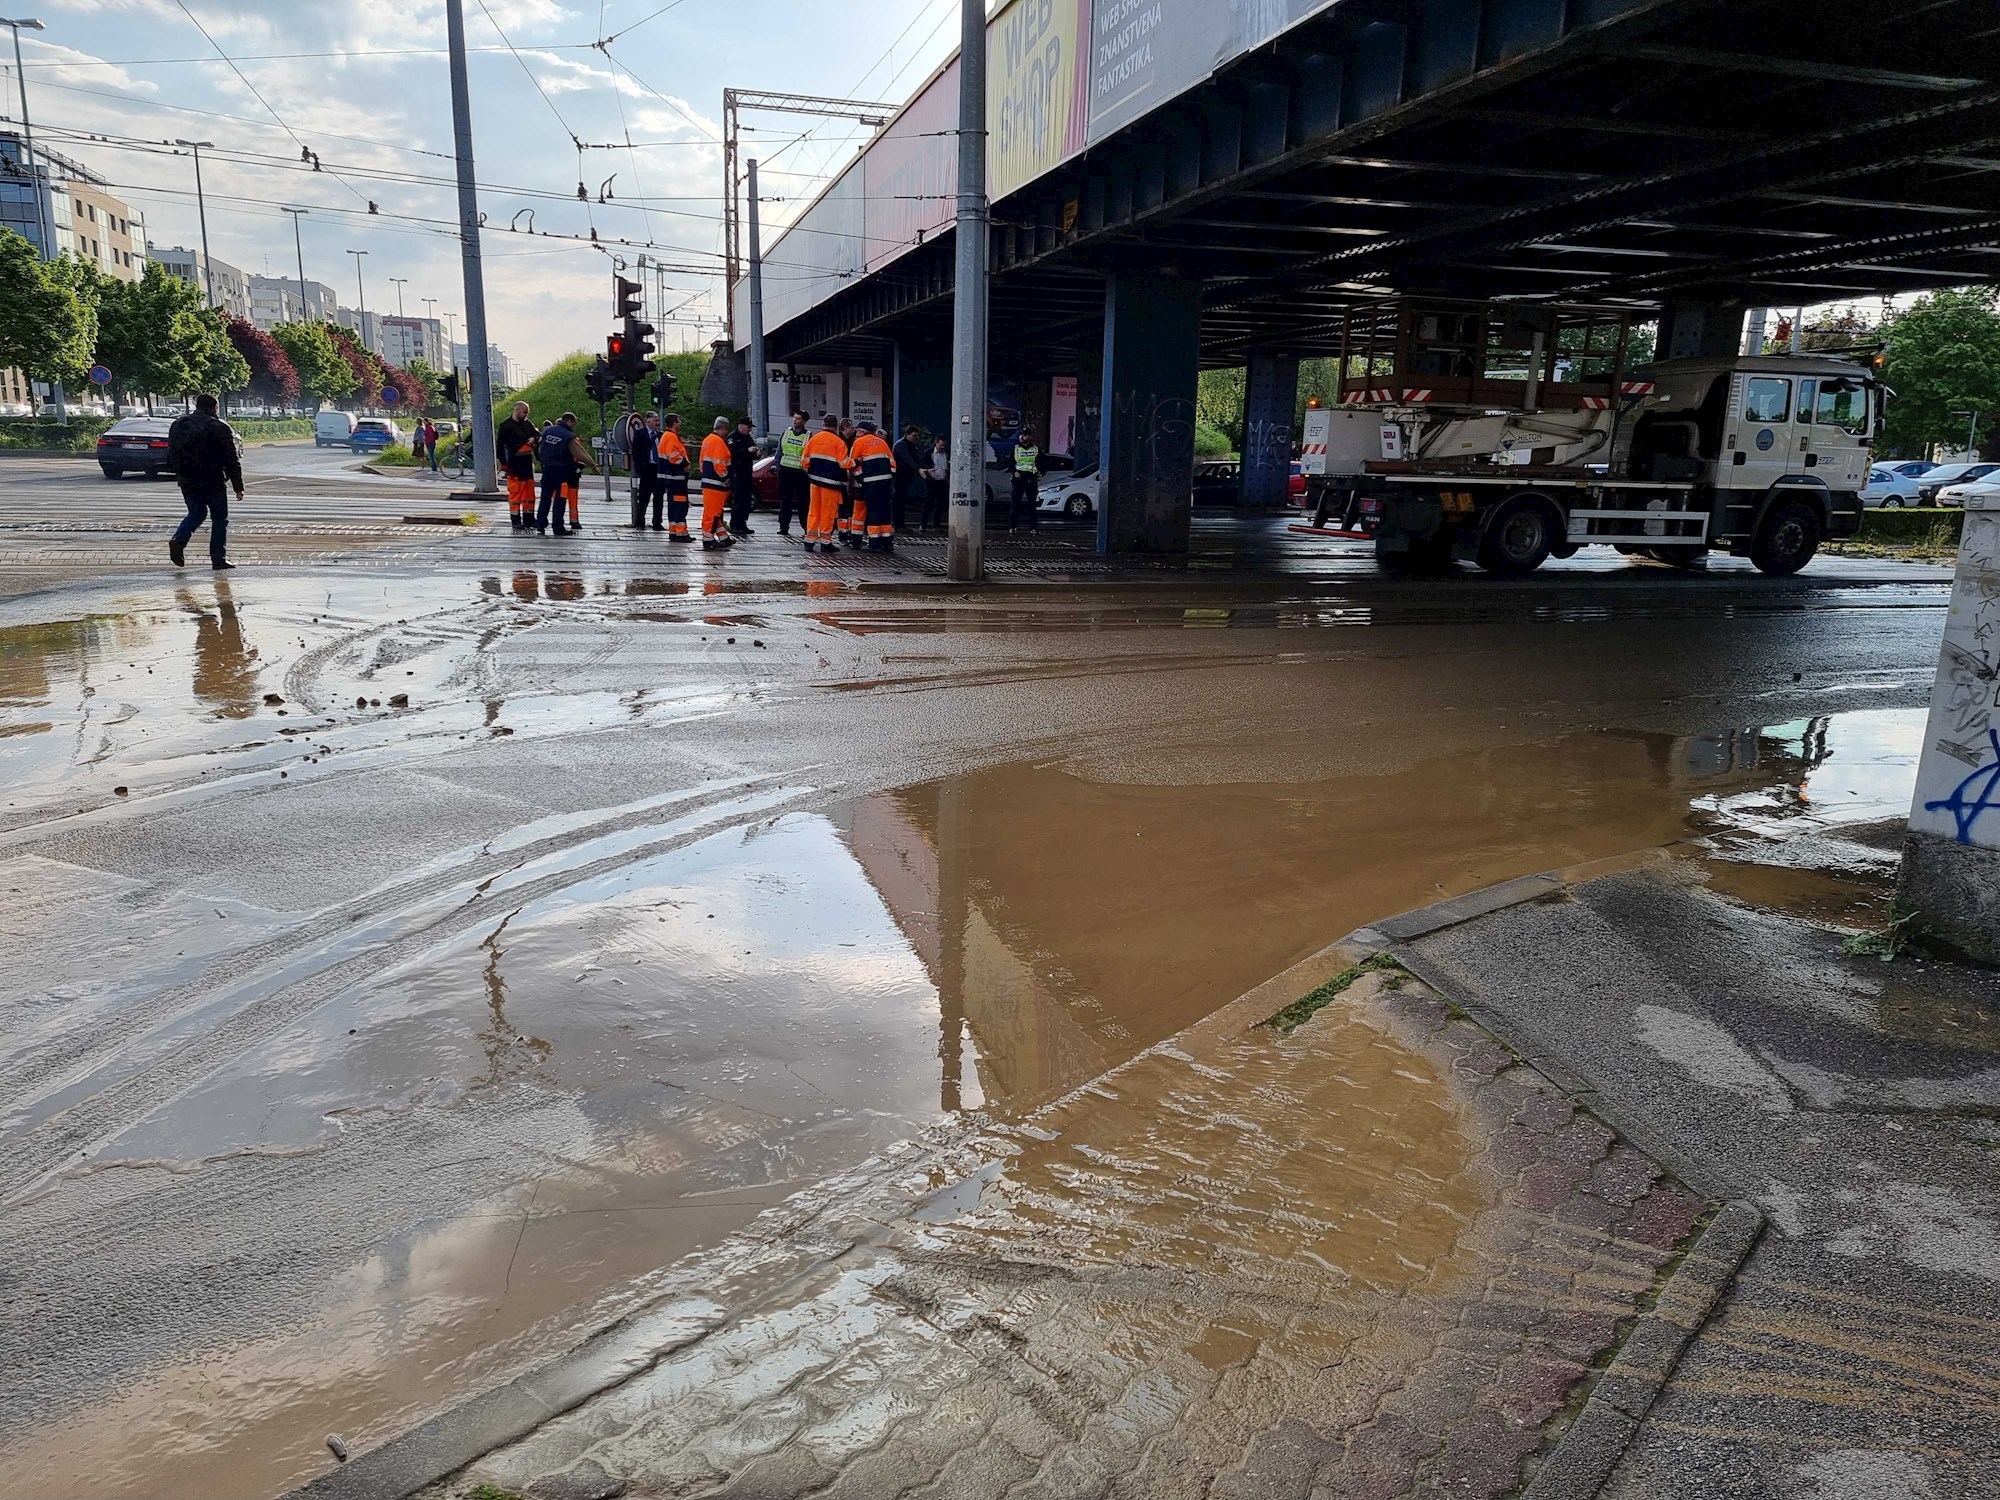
left=776, top=412, right=809, bottom=537
left=1010, top=431, right=1041, bottom=530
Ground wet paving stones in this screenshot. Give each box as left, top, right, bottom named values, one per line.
left=431, top=970, right=1707, bottom=1500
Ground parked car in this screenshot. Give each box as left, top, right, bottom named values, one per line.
left=1887, top=460, right=1938, bottom=479
left=1935, top=475, right=2000, bottom=507
left=984, top=450, right=1074, bottom=503
left=95, top=415, right=243, bottom=480
left=1291, top=460, right=1308, bottom=499
left=1191, top=460, right=1241, bottom=506
left=1917, top=462, right=1999, bottom=504
left=1860, top=465, right=1923, bottom=507
left=1038, top=464, right=1099, bottom=521
left=349, top=417, right=401, bottom=453
left=316, top=410, right=357, bottom=447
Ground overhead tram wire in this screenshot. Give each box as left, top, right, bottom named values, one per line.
left=170, top=0, right=374, bottom=210
left=598, top=0, right=690, bottom=47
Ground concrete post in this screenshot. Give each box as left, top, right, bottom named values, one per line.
left=1239, top=354, right=1299, bottom=507
left=746, top=158, right=768, bottom=440
left=946, top=0, right=989, bottom=581
left=1097, top=271, right=1201, bottom=555
left=445, top=0, right=499, bottom=496
left=1897, top=491, right=2000, bottom=963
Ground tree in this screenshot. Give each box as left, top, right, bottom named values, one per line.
left=324, top=323, right=380, bottom=407
left=93, top=261, right=213, bottom=410
left=402, top=356, right=443, bottom=412
left=1196, top=367, right=1246, bottom=452
left=0, top=228, right=95, bottom=396
left=270, top=320, right=356, bottom=409
left=1878, top=288, right=2000, bottom=458
left=226, top=316, right=299, bottom=406
left=187, top=308, right=248, bottom=400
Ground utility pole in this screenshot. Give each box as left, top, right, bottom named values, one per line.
left=280, top=206, right=309, bottom=321
left=1954, top=408, right=1981, bottom=461
left=390, top=276, right=407, bottom=320
left=5, top=16, right=62, bottom=422
left=346, top=248, right=370, bottom=359
left=174, top=140, right=217, bottom=308
left=444, top=0, right=497, bottom=495
left=746, top=157, right=768, bottom=440
left=946, top=0, right=989, bottom=582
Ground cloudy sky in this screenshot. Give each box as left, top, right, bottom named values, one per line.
left=6, top=0, right=961, bottom=377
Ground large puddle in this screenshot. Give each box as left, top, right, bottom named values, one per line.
left=0, top=583, right=1931, bottom=1499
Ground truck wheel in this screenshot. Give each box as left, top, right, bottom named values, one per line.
left=1478, top=496, right=1557, bottom=576
left=1751, top=499, right=1822, bottom=576
left=1550, top=542, right=1580, bottom=560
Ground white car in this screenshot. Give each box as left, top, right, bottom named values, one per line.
left=1860, top=465, right=1922, bottom=507
left=1038, top=466, right=1098, bottom=520
left=1936, top=476, right=2000, bottom=507
left=1916, top=462, right=1999, bottom=504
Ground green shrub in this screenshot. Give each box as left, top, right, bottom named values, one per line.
left=1857, top=507, right=1964, bottom=545
left=1194, top=422, right=1234, bottom=458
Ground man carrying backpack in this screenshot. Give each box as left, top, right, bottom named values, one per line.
left=535, top=413, right=596, bottom=536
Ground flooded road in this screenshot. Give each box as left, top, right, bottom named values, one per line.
left=0, top=562, right=1946, bottom=1498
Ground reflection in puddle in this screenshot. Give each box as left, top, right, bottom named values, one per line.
left=3, top=705, right=1927, bottom=1499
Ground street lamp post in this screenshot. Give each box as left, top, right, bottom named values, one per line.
left=1954, top=408, right=1981, bottom=461
left=346, top=248, right=369, bottom=352
left=4, top=17, right=62, bottom=421
left=280, top=206, right=309, bottom=321
left=173, top=140, right=217, bottom=308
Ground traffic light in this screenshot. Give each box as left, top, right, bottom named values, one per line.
left=606, top=331, right=626, bottom=370
left=614, top=275, right=643, bottom=321
left=651, top=370, right=678, bottom=408
left=582, top=357, right=612, bottom=405
left=440, top=370, right=461, bottom=406
left=622, top=316, right=657, bottom=384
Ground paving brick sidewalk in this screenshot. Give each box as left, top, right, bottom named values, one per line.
left=418, top=964, right=1707, bottom=1500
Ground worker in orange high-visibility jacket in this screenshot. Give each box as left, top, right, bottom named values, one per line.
left=698, top=417, right=736, bottom=549
left=654, top=414, right=694, bottom=544
left=495, top=401, right=538, bottom=530
left=802, top=414, right=852, bottom=555
left=848, top=421, right=896, bottom=551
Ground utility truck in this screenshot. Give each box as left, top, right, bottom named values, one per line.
left=1299, top=303, right=1877, bottom=576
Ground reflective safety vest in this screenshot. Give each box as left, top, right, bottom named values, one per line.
left=852, top=432, right=895, bottom=492
left=803, top=430, right=850, bottom=488
left=699, top=432, right=732, bottom=491
left=778, top=427, right=809, bottom=469
left=654, top=430, right=690, bottom=493
left=1014, top=444, right=1039, bottom=474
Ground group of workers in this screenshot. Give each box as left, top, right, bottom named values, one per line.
left=489, top=400, right=1049, bottom=553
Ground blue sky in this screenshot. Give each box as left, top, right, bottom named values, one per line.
left=6, top=1, right=960, bottom=375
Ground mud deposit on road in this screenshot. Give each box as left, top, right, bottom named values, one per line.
left=0, top=574, right=1932, bottom=1499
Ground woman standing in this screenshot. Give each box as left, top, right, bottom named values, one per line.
left=922, top=436, right=949, bottom=531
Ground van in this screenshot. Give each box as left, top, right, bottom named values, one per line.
left=315, top=410, right=356, bottom=448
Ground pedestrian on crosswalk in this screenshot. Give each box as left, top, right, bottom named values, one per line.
left=166, top=393, right=242, bottom=570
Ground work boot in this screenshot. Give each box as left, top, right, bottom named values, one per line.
left=168, top=537, right=185, bottom=568
left=552, top=526, right=569, bottom=537
left=670, top=533, right=694, bottom=545
left=650, top=522, right=665, bottom=532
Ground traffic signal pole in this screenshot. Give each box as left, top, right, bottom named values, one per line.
left=445, top=0, right=499, bottom=495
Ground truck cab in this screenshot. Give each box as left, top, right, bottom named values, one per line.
left=1617, top=354, right=1876, bottom=565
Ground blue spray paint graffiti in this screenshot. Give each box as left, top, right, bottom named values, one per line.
left=1925, top=726, right=2000, bottom=845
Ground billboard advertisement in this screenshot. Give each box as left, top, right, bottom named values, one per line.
left=1086, top=0, right=1336, bottom=144
left=864, top=56, right=960, bottom=273
left=988, top=0, right=1090, bottom=201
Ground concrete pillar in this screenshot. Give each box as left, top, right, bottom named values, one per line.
left=894, top=340, right=951, bottom=439
left=1238, top=353, right=1299, bottom=507
left=1898, top=492, right=2000, bottom=963
left=1097, top=271, right=1201, bottom=555
left=1656, top=300, right=1746, bottom=361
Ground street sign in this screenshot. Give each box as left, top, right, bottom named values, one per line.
left=88, top=364, right=111, bottom=387
left=380, top=385, right=400, bottom=404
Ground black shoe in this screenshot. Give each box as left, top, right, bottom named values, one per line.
left=553, top=527, right=570, bottom=536
left=650, top=523, right=665, bottom=532
left=670, top=533, right=694, bottom=544
left=738, top=526, right=756, bottom=537
left=168, top=537, right=185, bottom=568
left=212, top=560, right=236, bottom=570
left=535, top=525, right=547, bottom=534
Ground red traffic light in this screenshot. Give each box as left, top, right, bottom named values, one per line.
left=607, top=333, right=627, bottom=360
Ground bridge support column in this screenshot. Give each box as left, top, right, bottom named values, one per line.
left=1097, top=271, right=1200, bottom=555
left=1897, top=490, right=2000, bottom=964
left=1655, top=300, right=1746, bottom=361
left=894, top=341, right=951, bottom=440
left=1238, top=353, right=1299, bottom=507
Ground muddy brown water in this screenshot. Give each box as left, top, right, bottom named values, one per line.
left=0, top=585, right=1930, bottom=1500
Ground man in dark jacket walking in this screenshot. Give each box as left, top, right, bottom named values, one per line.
left=166, top=393, right=243, bottom=569
left=891, top=424, right=927, bottom=535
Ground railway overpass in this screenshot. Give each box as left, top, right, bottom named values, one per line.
left=736, top=0, right=2000, bottom=553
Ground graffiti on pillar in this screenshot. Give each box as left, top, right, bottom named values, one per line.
left=1245, top=417, right=1294, bottom=469
left=1926, top=727, right=2000, bottom=845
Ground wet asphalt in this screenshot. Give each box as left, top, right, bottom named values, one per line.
left=0, top=464, right=1964, bottom=1499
